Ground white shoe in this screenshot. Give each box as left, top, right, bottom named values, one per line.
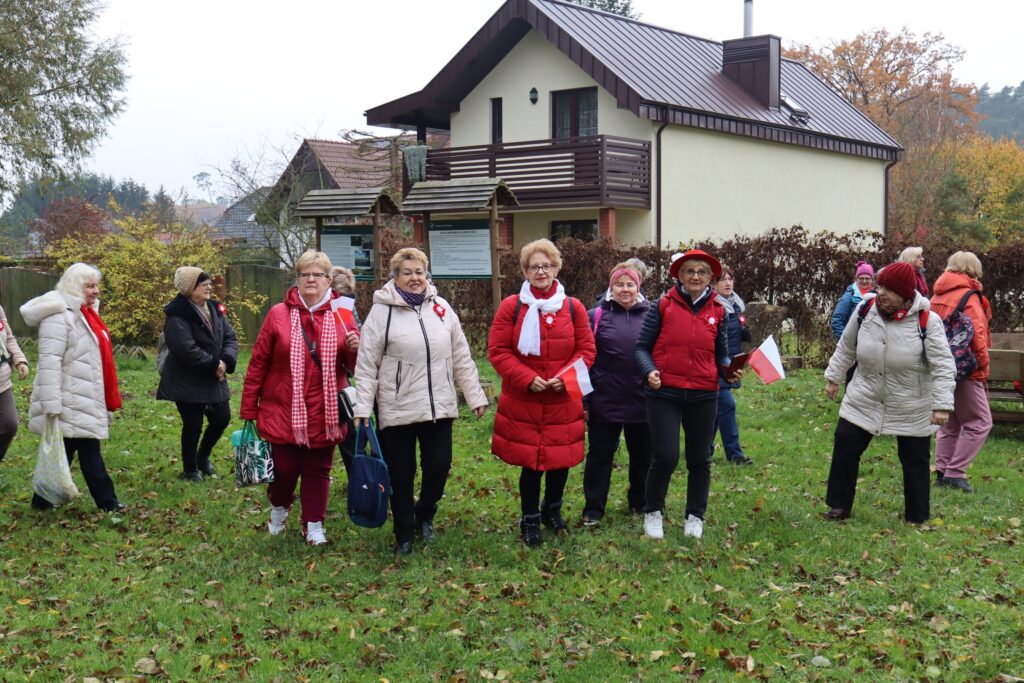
left=643, top=511, right=664, bottom=540
left=268, top=505, right=289, bottom=535
left=305, top=521, right=327, bottom=546
left=683, top=514, right=704, bottom=539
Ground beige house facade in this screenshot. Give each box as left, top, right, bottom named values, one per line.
left=366, top=0, right=900, bottom=249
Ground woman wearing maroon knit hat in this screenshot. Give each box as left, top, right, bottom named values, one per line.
left=821, top=261, right=956, bottom=524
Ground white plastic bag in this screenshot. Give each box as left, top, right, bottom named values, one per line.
left=32, top=415, right=80, bottom=506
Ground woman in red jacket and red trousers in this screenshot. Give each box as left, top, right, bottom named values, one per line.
left=241, top=251, right=360, bottom=546
left=635, top=250, right=736, bottom=542
left=489, top=239, right=596, bottom=548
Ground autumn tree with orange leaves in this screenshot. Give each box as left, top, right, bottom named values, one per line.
left=786, top=28, right=979, bottom=238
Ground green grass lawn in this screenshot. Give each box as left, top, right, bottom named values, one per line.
left=0, top=350, right=1021, bottom=682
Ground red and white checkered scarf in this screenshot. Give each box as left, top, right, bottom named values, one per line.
left=289, top=306, right=342, bottom=446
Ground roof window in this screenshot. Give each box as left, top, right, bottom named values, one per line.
left=781, top=92, right=810, bottom=123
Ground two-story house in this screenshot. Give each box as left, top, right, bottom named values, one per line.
left=365, top=0, right=900, bottom=247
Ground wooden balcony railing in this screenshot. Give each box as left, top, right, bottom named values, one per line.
left=421, top=135, right=650, bottom=210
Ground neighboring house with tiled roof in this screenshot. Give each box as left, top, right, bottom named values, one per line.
left=209, top=188, right=278, bottom=250
left=366, top=0, right=901, bottom=246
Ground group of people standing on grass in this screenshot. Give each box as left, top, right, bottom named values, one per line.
left=823, top=246, right=995, bottom=526
left=0, top=238, right=997, bottom=551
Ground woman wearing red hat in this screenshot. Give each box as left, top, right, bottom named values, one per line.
left=822, top=261, right=956, bottom=524
left=635, top=249, right=736, bottom=541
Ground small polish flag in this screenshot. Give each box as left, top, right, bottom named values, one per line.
left=748, top=335, right=786, bottom=385
left=331, top=297, right=356, bottom=333
left=554, top=357, right=593, bottom=399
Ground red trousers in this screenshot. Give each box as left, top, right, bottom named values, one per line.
left=267, top=443, right=334, bottom=526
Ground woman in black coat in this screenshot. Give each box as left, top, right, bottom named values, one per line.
left=157, top=267, right=239, bottom=481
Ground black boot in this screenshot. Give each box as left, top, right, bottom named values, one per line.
left=541, top=499, right=569, bottom=533
left=520, top=514, right=543, bottom=548
left=197, top=458, right=216, bottom=477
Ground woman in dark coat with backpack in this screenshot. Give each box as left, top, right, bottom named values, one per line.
left=157, top=267, right=239, bottom=482
left=581, top=262, right=650, bottom=526
left=489, top=238, right=595, bottom=548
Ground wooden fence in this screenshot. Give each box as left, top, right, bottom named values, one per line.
left=0, top=268, right=59, bottom=338
left=225, top=263, right=292, bottom=343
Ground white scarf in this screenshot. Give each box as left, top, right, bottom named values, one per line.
left=516, top=280, right=567, bottom=357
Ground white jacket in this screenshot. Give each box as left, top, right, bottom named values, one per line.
left=20, top=291, right=110, bottom=439
left=354, top=280, right=487, bottom=429
left=825, top=292, right=955, bottom=437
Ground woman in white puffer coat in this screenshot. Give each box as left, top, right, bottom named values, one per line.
left=821, top=261, right=955, bottom=525
left=20, top=263, right=126, bottom=512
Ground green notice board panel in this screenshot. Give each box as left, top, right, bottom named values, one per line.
left=320, top=225, right=374, bottom=281
left=428, top=220, right=492, bottom=279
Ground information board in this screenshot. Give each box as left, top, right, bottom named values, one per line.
left=320, top=226, right=374, bottom=281
left=428, top=220, right=492, bottom=279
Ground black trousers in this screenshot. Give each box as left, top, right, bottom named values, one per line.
left=32, top=437, right=118, bottom=510
left=582, top=420, right=650, bottom=518
left=0, top=388, right=18, bottom=463
left=175, top=401, right=231, bottom=473
left=644, top=393, right=718, bottom=519
left=379, top=419, right=453, bottom=543
left=825, top=418, right=932, bottom=523
left=519, top=467, right=569, bottom=518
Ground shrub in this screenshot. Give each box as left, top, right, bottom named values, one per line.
left=46, top=215, right=265, bottom=344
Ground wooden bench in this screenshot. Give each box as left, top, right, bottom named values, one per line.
left=988, top=333, right=1024, bottom=424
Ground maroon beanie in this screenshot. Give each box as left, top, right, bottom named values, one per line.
left=877, top=261, right=917, bottom=301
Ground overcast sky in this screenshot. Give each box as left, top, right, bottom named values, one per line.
left=86, top=0, right=1021, bottom=200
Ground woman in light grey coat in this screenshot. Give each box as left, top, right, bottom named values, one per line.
left=0, top=304, right=29, bottom=465
left=821, top=261, right=955, bottom=524
left=20, top=263, right=125, bottom=512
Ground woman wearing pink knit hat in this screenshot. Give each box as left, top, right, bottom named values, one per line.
left=830, top=261, right=875, bottom=341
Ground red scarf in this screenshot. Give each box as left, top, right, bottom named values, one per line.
left=81, top=305, right=122, bottom=411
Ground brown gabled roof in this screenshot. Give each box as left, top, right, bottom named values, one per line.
left=304, top=138, right=396, bottom=189
left=366, top=0, right=900, bottom=160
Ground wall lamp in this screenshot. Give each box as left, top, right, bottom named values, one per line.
left=529, top=87, right=539, bottom=105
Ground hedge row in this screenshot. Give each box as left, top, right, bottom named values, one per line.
left=358, top=226, right=1024, bottom=367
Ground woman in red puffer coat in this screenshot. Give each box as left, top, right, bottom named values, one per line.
left=489, top=238, right=595, bottom=548
left=929, top=251, right=993, bottom=493
left=241, top=250, right=360, bottom=546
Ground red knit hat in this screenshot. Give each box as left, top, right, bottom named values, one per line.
left=877, top=261, right=917, bottom=300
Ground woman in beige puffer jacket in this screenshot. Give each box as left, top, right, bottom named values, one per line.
left=821, top=262, right=955, bottom=525
left=0, top=304, right=30, bottom=465
left=353, top=248, right=488, bottom=555
left=20, top=263, right=125, bottom=512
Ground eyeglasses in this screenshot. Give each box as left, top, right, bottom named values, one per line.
left=528, top=264, right=554, bottom=273
left=299, top=272, right=327, bottom=280
left=683, top=268, right=711, bottom=278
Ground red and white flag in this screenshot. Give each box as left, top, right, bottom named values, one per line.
left=554, top=357, right=593, bottom=399
left=331, top=297, right=356, bottom=333
left=748, top=335, right=786, bottom=385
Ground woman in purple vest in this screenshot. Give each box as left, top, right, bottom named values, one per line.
left=635, top=250, right=736, bottom=541
left=581, top=262, right=651, bottom=526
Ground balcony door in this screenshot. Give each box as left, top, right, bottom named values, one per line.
left=552, top=88, right=598, bottom=139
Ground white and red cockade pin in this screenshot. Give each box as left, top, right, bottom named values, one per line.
left=433, top=303, right=446, bottom=320
left=708, top=316, right=717, bottom=326
left=217, top=303, right=227, bottom=315
left=0, top=319, right=5, bottom=332
left=739, top=314, right=747, bottom=326
left=894, top=309, right=907, bottom=320
left=545, top=314, right=555, bottom=326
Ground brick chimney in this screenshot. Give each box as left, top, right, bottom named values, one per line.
left=722, top=34, right=781, bottom=110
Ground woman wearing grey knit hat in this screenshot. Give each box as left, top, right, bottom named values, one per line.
left=157, top=266, right=239, bottom=481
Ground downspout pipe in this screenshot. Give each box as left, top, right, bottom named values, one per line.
left=655, top=116, right=669, bottom=252
left=883, top=155, right=899, bottom=239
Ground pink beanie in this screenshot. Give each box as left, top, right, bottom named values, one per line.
left=855, top=261, right=874, bottom=279
left=609, top=267, right=641, bottom=288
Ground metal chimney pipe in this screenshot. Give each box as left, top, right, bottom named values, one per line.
left=744, top=0, right=753, bottom=37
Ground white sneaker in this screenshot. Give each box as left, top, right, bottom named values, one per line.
left=268, top=505, right=289, bottom=535
left=683, top=514, right=704, bottom=539
left=643, top=511, right=664, bottom=540
left=305, top=521, right=327, bottom=546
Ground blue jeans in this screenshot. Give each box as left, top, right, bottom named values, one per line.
left=710, top=388, right=744, bottom=461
